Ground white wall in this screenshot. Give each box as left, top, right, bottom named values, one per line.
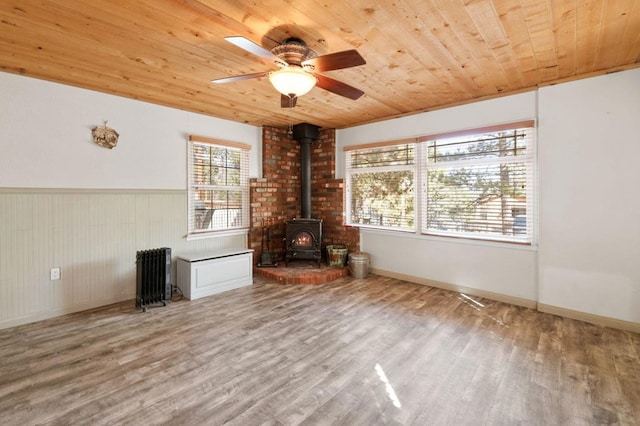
left=338, top=68, right=640, bottom=325
left=537, top=69, right=640, bottom=323
left=338, top=92, right=539, bottom=303
left=0, top=72, right=262, bottom=329
left=0, top=72, right=262, bottom=188
left=360, top=231, right=537, bottom=302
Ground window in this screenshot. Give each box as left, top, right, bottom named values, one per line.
left=345, top=121, right=535, bottom=243
left=345, top=142, right=415, bottom=230
left=187, top=136, right=250, bottom=236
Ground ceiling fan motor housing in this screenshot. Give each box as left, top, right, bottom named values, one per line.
left=271, top=37, right=317, bottom=69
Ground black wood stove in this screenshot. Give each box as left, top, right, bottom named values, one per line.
left=285, top=123, right=323, bottom=267
left=285, top=218, right=322, bottom=266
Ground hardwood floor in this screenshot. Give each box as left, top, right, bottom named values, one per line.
left=1, top=275, right=639, bottom=425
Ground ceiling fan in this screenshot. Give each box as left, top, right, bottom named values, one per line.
left=212, top=36, right=366, bottom=108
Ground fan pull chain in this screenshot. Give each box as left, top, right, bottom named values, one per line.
left=287, top=95, right=294, bottom=135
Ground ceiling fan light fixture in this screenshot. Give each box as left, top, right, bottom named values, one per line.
left=268, top=66, right=317, bottom=98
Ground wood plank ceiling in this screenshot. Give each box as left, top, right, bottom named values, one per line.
left=1, top=0, right=639, bottom=129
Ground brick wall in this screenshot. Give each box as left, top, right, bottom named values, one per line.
left=311, top=129, right=359, bottom=254
left=250, top=125, right=359, bottom=266
left=250, top=127, right=299, bottom=263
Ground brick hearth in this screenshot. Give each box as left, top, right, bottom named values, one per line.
left=255, top=262, right=349, bottom=285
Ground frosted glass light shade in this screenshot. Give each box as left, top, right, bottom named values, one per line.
left=268, top=67, right=317, bottom=97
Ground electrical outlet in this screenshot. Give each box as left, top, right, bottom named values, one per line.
left=50, top=267, right=61, bottom=281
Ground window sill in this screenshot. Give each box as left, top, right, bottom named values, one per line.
left=186, top=228, right=249, bottom=241
left=358, top=227, right=537, bottom=251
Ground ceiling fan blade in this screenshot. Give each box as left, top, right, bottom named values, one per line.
left=212, top=71, right=268, bottom=84
left=315, top=74, right=364, bottom=100
left=224, top=36, right=280, bottom=63
left=303, top=50, right=366, bottom=72
left=281, top=94, right=297, bottom=108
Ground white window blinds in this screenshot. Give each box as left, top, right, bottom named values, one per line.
left=187, top=136, right=250, bottom=235
left=345, top=141, right=416, bottom=231
left=421, top=123, right=535, bottom=243
left=344, top=121, right=536, bottom=244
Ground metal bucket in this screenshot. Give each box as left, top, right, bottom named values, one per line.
left=326, top=245, right=348, bottom=267
left=348, top=252, right=370, bottom=278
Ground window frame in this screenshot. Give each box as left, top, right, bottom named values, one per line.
left=187, top=135, right=251, bottom=239
left=345, top=139, right=417, bottom=232
left=344, top=121, right=536, bottom=245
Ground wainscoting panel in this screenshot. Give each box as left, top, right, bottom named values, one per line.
left=0, top=189, right=247, bottom=329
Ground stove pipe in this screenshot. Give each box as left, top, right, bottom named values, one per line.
left=292, top=123, right=320, bottom=219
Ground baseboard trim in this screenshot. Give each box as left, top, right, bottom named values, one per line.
left=370, top=268, right=538, bottom=309
left=0, top=296, right=132, bottom=331
left=538, top=303, right=640, bottom=334
left=371, top=268, right=640, bottom=333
